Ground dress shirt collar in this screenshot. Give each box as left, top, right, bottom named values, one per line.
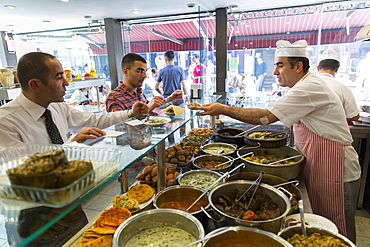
left=318, top=72, right=334, bottom=78
left=18, top=93, right=46, bottom=121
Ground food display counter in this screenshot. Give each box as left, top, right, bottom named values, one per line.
left=0, top=95, right=317, bottom=247
left=0, top=96, right=218, bottom=247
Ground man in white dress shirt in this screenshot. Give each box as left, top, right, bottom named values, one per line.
left=317, top=49, right=359, bottom=122
left=0, top=52, right=148, bottom=149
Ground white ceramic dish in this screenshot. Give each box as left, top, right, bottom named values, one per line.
left=284, top=213, right=338, bottom=234
left=187, top=105, right=199, bottom=110
left=144, top=117, right=171, bottom=127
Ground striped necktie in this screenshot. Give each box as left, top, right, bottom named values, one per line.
left=43, top=109, right=64, bottom=144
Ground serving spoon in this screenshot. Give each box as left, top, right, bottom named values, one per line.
left=183, top=227, right=239, bottom=247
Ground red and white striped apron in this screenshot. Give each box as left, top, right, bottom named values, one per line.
left=293, top=121, right=347, bottom=236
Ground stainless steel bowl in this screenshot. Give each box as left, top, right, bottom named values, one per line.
left=278, top=226, right=356, bottom=247
left=179, top=169, right=223, bottom=190
left=237, top=146, right=304, bottom=180
left=200, top=142, right=237, bottom=157
left=193, top=154, right=234, bottom=173
left=113, top=209, right=204, bottom=247
left=226, top=172, right=302, bottom=214
left=208, top=180, right=291, bottom=233
left=202, top=226, right=293, bottom=247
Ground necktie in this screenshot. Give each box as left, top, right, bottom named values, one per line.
left=43, top=109, right=64, bottom=144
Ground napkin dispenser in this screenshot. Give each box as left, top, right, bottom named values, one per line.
left=190, top=83, right=203, bottom=99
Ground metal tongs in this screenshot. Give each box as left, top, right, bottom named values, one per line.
left=264, top=130, right=290, bottom=138
left=183, top=227, right=239, bottom=247
left=186, top=163, right=246, bottom=212
left=235, top=125, right=261, bottom=137
left=267, top=155, right=303, bottom=165
left=231, top=171, right=265, bottom=209
left=214, top=151, right=254, bottom=169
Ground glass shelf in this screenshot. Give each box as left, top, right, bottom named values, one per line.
left=0, top=95, right=220, bottom=247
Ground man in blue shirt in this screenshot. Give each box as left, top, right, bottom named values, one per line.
left=155, top=50, right=188, bottom=97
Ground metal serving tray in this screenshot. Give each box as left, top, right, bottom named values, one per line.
left=0, top=143, right=121, bottom=207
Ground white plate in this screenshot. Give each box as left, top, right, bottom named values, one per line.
left=284, top=213, right=338, bottom=234
left=187, top=105, right=200, bottom=110
left=144, top=117, right=171, bottom=127
left=164, top=111, right=175, bottom=116
left=123, top=192, right=154, bottom=214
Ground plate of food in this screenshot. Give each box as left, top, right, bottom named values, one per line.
left=164, top=105, right=185, bottom=116
left=113, top=184, right=156, bottom=214
left=283, top=213, right=338, bottom=234
left=144, top=117, right=171, bottom=127
left=187, top=102, right=201, bottom=110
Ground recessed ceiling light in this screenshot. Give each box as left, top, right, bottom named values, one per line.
left=4, top=5, right=16, bottom=9
left=131, top=9, right=140, bottom=14
left=84, top=15, right=92, bottom=19
left=43, top=20, right=50, bottom=23
left=60, top=0, right=70, bottom=2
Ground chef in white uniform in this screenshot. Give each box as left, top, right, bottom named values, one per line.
left=317, top=49, right=359, bottom=122
left=198, top=40, right=361, bottom=243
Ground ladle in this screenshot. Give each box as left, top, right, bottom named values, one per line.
left=183, top=226, right=239, bottom=247
left=234, top=125, right=261, bottom=137
left=267, top=155, right=303, bottom=165
left=186, top=163, right=246, bottom=212
left=299, top=200, right=308, bottom=243
left=214, top=151, right=254, bottom=168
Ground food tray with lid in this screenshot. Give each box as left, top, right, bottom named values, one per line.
left=0, top=143, right=121, bottom=207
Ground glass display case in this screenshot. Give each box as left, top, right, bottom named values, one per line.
left=0, top=95, right=220, bottom=247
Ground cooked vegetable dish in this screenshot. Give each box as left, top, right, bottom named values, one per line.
left=125, top=226, right=196, bottom=247
left=244, top=155, right=296, bottom=165
left=248, top=131, right=285, bottom=140
left=180, top=172, right=220, bottom=189
left=287, top=233, right=350, bottom=247
left=195, top=160, right=228, bottom=170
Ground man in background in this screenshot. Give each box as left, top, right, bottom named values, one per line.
left=191, top=53, right=206, bottom=84
left=155, top=50, right=188, bottom=97
left=106, top=53, right=182, bottom=113
left=317, top=49, right=359, bottom=123
left=254, top=56, right=268, bottom=91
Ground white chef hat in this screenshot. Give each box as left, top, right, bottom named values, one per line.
left=319, top=49, right=340, bottom=62
left=275, top=40, right=308, bottom=58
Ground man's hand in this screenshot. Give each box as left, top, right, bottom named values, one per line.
left=132, top=101, right=149, bottom=116
left=197, top=102, right=226, bottom=116
left=71, top=127, right=106, bottom=143
left=148, top=96, right=165, bottom=111
left=166, top=90, right=183, bottom=102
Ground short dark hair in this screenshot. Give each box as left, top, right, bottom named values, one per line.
left=192, top=53, right=200, bottom=58
left=318, top=59, right=340, bottom=71
left=121, top=53, right=146, bottom=69
left=17, top=52, right=55, bottom=90
left=287, top=57, right=310, bottom=73
left=164, top=50, right=175, bottom=60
